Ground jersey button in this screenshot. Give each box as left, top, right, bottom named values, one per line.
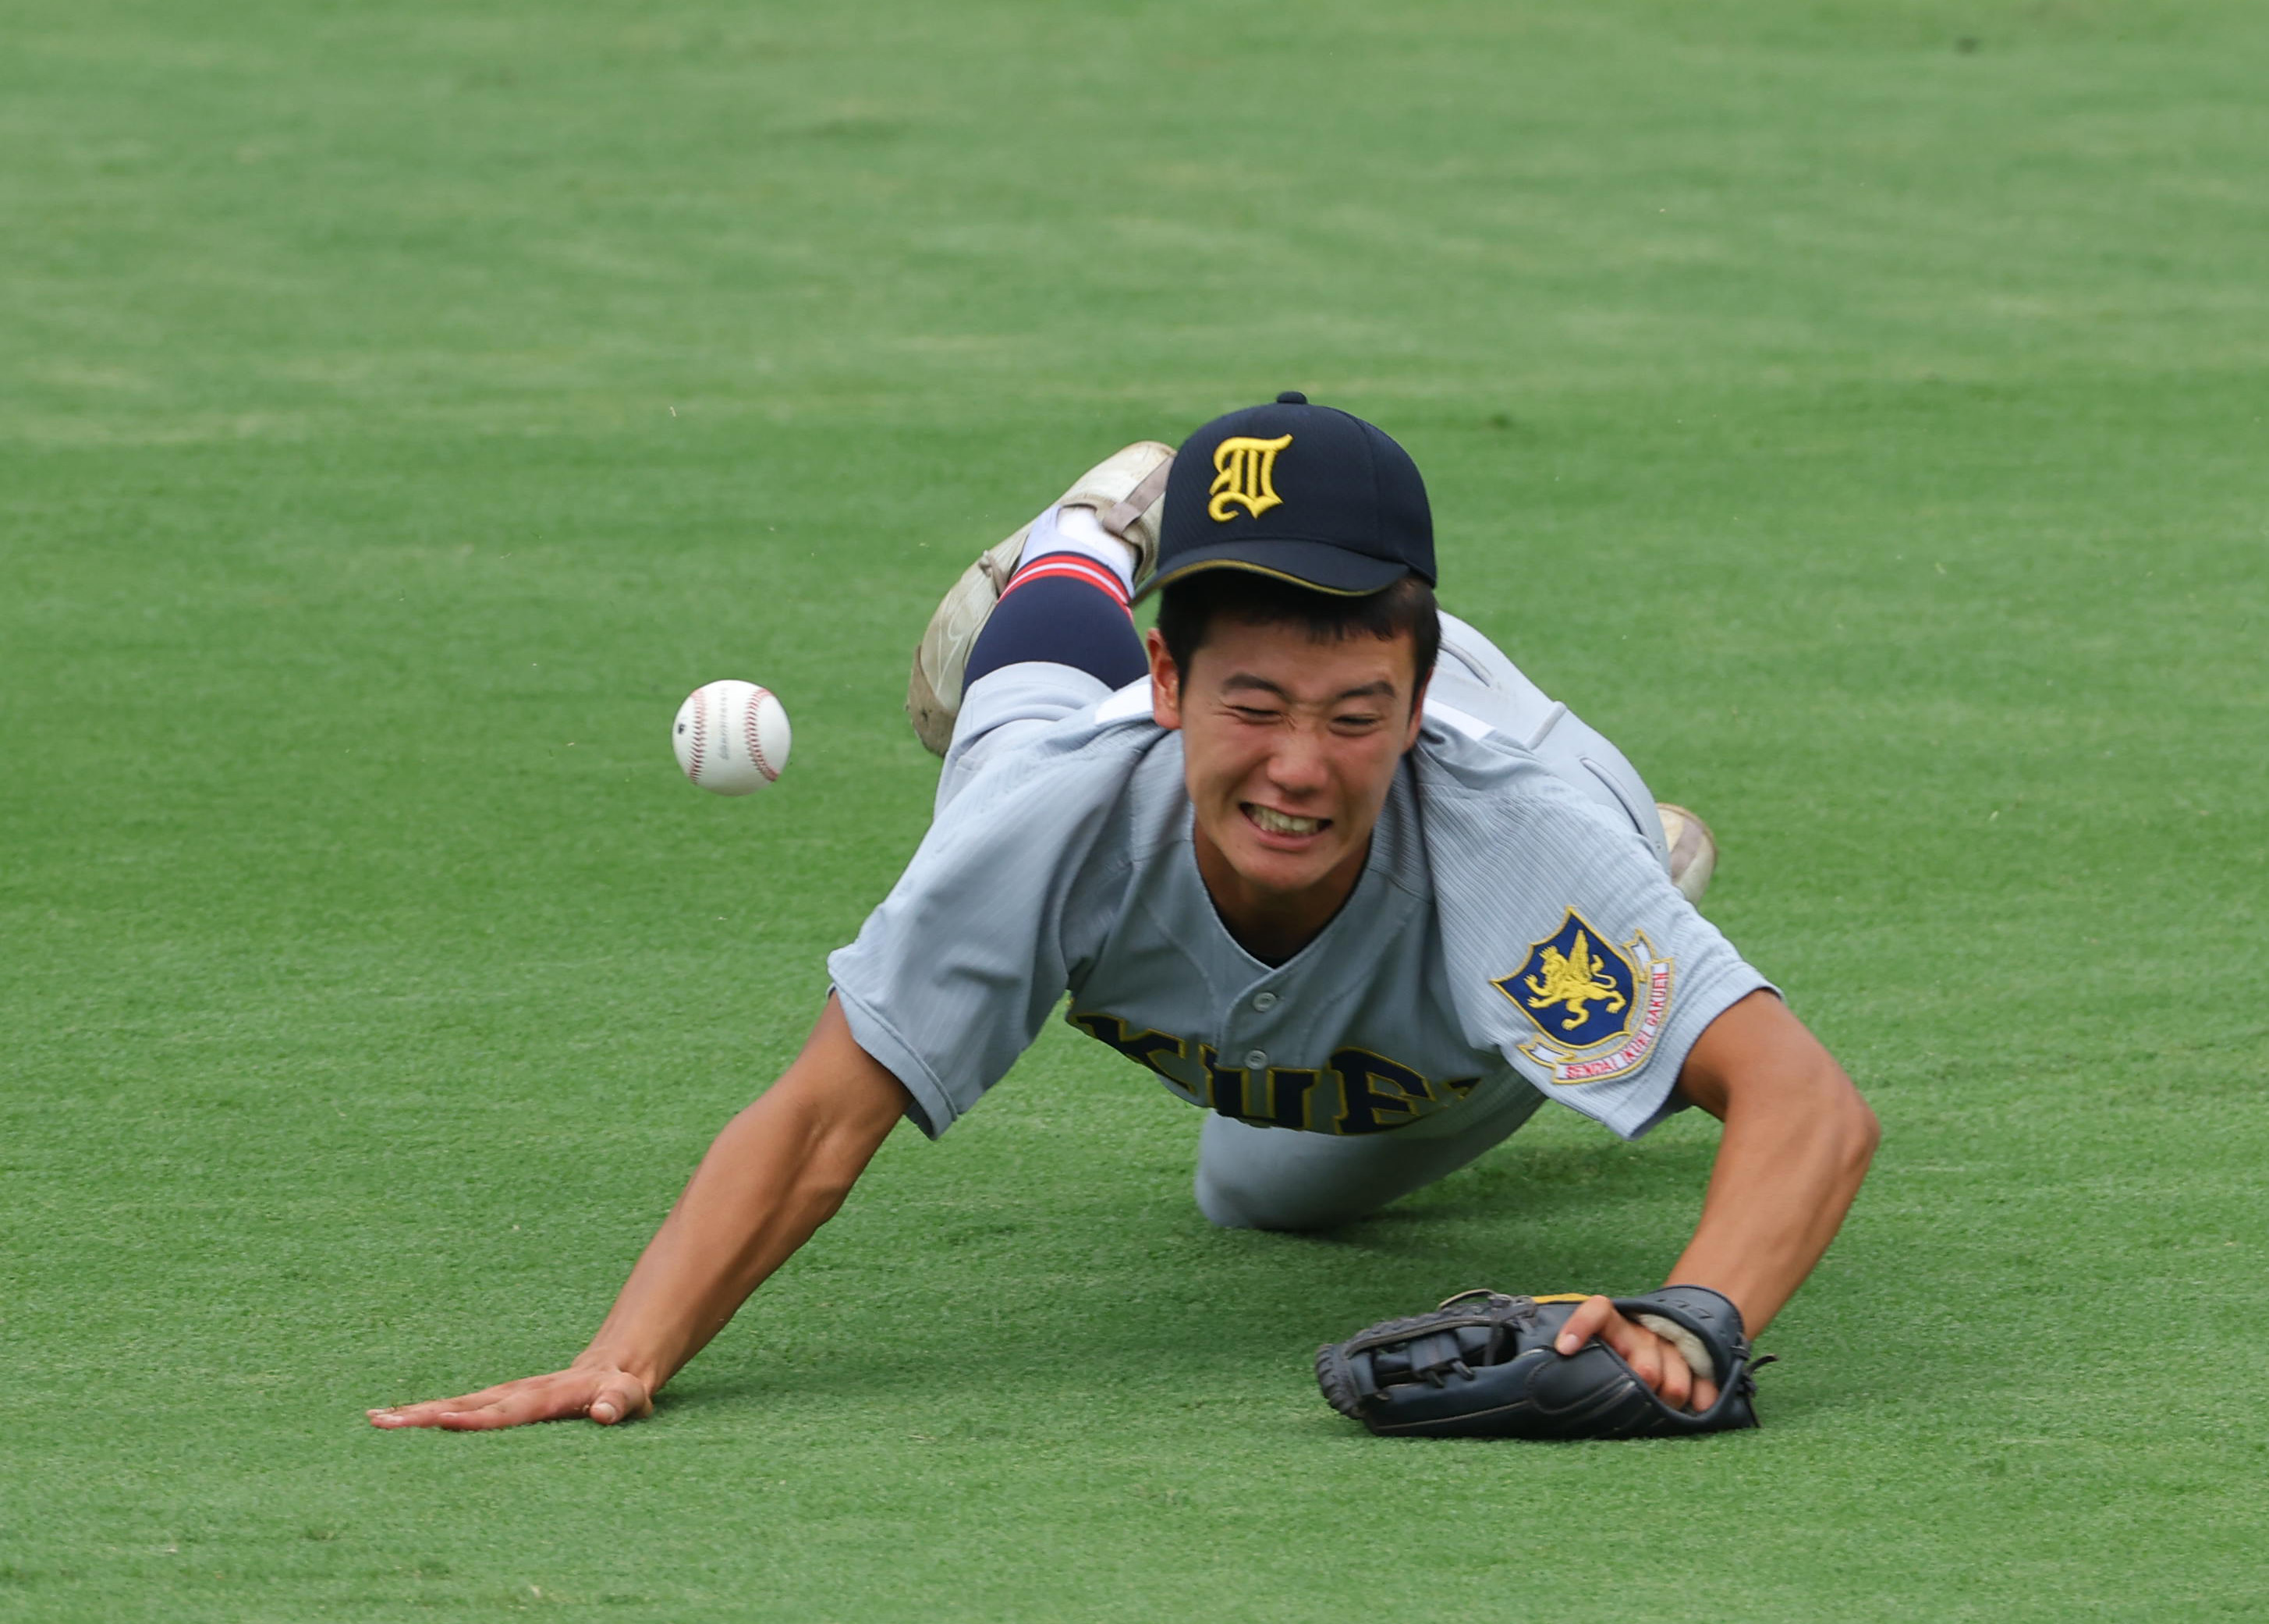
left=1243, top=1048, right=1268, bottom=1069
left=1252, top=991, right=1278, bottom=1011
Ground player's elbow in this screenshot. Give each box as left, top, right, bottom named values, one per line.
left=1757, top=1048, right=1878, bottom=1193
left=1823, top=1071, right=1880, bottom=1187
left=1851, top=1090, right=1881, bottom=1157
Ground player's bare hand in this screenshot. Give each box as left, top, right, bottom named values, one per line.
left=1551, top=1295, right=1719, bottom=1413
left=367, top=1362, right=654, bottom=1431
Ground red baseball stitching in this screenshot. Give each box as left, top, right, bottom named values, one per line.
left=746, top=686, right=779, bottom=782
left=686, top=687, right=707, bottom=782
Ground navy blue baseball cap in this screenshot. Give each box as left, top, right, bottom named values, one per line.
left=1139, top=392, right=1435, bottom=599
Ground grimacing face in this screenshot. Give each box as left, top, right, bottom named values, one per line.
left=1146, top=615, right=1427, bottom=936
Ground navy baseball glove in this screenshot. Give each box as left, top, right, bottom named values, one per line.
left=1315, top=1285, right=1764, bottom=1440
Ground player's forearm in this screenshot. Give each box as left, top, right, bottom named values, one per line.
left=573, top=1100, right=858, bottom=1388
left=1663, top=1062, right=1877, bottom=1337
left=576, top=998, right=908, bottom=1392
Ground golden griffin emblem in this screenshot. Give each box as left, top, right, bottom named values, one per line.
left=1494, top=913, right=1673, bottom=1086
left=1521, top=931, right=1629, bottom=1032
left=1207, top=434, right=1292, bottom=522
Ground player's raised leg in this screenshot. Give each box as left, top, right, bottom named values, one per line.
left=1654, top=803, right=1717, bottom=905
left=906, top=441, right=1173, bottom=755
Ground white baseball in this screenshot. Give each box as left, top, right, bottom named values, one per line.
left=673, top=680, right=792, bottom=796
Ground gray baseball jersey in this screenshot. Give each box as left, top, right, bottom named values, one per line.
left=828, top=656, right=1772, bottom=1145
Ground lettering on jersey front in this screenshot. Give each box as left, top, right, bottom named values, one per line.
left=1068, top=1009, right=1473, bottom=1135
left=1251, top=1066, right=1322, bottom=1129
left=1207, top=434, right=1292, bottom=522
left=1068, top=1011, right=1188, bottom=1078
left=1198, top=1044, right=1250, bottom=1116
left=1196, top=1045, right=1321, bottom=1130
left=1493, top=912, right=1675, bottom=1087
left=1330, top=1047, right=1435, bottom=1133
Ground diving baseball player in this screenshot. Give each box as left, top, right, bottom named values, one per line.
left=372, top=395, right=1877, bottom=1435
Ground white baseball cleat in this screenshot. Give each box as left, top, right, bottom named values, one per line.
left=906, top=440, right=1175, bottom=757
left=1655, top=803, right=1718, bottom=905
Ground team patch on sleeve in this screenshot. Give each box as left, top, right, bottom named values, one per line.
left=1491, top=910, right=1675, bottom=1086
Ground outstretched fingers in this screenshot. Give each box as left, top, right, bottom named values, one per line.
left=367, top=1368, right=653, bottom=1431
left=367, top=1381, right=527, bottom=1429
left=431, top=1388, right=574, bottom=1431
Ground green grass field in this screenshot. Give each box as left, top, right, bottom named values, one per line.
left=5, top=1, right=2266, bottom=1617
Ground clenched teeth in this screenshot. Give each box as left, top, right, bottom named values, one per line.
left=1249, top=805, right=1324, bottom=835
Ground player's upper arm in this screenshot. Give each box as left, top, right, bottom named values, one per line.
left=827, top=736, right=1149, bottom=1136
left=1672, top=989, right=1871, bottom=1130
left=766, top=995, right=919, bottom=1153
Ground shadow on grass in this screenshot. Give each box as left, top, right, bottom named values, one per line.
left=640, top=1130, right=1921, bottom=1422
left=362, top=1120, right=1961, bottom=1435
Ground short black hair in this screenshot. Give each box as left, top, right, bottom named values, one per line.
left=1154, top=569, right=1441, bottom=702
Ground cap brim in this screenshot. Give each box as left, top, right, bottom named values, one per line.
left=1135, top=540, right=1416, bottom=601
